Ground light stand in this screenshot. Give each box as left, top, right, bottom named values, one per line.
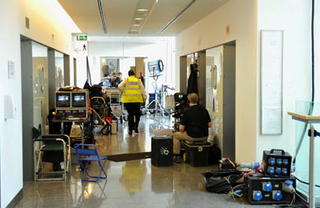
left=146, top=60, right=166, bottom=116
left=146, top=74, right=166, bottom=116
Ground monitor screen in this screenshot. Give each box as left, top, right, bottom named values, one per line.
left=72, top=93, right=86, bottom=107
left=56, top=93, right=70, bottom=107
left=74, top=95, right=84, bottom=101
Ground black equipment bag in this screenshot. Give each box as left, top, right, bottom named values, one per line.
left=208, top=144, right=221, bottom=165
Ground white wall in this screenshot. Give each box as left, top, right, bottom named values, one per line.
left=72, top=35, right=88, bottom=88
left=256, top=0, right=317, bottom=161
left=176, top=0, right=258, bottom=162
left=0, top=2, right=24, bottom=207
left=0, top=0, right=79, bottom=207
left=176, top=0, right=317, bottom=163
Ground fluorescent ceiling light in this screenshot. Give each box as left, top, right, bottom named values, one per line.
left=129, top=30, right=139, bottom=34
left=134, top=17, right=144, bottom=20
left=132, top=24, right=140, bottom=27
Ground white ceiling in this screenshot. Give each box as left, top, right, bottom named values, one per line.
left=58, top=0, right=229, bottom=36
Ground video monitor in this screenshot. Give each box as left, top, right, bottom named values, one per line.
left=72, top=93, right=86, bottom=107
left=56, top=93, right=70, bottom=107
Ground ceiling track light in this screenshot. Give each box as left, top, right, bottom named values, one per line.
left=158, top=0, right=196, bottom=35
left=97, top=0, right=107, bottom=34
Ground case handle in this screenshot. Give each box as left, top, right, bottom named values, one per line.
left=270, top=149, right=285, bottom=155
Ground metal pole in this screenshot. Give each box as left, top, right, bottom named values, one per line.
left=154, top=93, right=158, bottom=117
left=309, top=125, right=315, bottom=208
left=61, top=122, right=64, bottom=134
left=81, top=122, right=85, bottom=144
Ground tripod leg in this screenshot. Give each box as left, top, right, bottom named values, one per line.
left=147, top=100, right=156, bottom=113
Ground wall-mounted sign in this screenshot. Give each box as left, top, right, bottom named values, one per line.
left=260, top=30, right=283, bottom=135
left=8, top=60, right=15, bottom=79
left=76, top=35, right=87, bottom=41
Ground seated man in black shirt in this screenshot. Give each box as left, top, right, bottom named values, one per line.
left=173, top=93, right=212, bottom=160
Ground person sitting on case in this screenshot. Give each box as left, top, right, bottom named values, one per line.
left=172, top=93, right=212, bottom=162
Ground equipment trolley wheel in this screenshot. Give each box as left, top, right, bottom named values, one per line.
left=101, top=125, right=109, bottom=135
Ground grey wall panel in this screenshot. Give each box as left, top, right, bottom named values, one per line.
left=64, top=55, right=70, bottom=86
left=198, top=51, right=206, bottom=105
left=73, top=58, right=77, bottom=87
left=179, top=56, right=187, bottom=94
left=48, top=49, right=55, bottom=111
left=222, top=45, right=236, bottom=161
left=21, top=40, right=34, bottom=181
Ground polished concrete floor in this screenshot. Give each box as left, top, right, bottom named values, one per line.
left=17, top=114, right=274, bottom=208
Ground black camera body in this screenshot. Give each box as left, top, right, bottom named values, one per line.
left=173, top=93, right=188, bottom=131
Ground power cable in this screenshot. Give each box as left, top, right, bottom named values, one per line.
left=293, top=0, right=315, bottom=163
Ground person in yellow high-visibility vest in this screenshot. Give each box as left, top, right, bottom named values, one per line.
left=118, top=70, right=146, bottom=135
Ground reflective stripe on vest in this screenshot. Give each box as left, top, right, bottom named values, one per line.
left=122, top=77, right=143, bottom=103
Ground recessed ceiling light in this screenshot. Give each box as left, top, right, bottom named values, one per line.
left=132, top=24, right=140, bottom=27
left=137, top=8, right=148, bottom=12
left=129, top=30, right=139, bottom=34
left=134, top=17, right=144, bottom=21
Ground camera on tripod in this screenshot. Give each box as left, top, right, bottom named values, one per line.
left=173, top=93, right=188, bottom=131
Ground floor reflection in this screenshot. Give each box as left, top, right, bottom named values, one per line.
left=76, top=180, right=107, bottom=207
left=17, top=114, right=268, bottom=208
left=119, top=160, right=147, bottom=194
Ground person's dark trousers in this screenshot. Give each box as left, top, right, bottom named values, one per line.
left=124, top=103, right=141, bottom=131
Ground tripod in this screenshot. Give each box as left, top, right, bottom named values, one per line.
left=146, top=75, right=166, bottom=116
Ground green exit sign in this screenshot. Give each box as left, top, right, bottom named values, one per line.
left=76, top=35, right=87, bottom=41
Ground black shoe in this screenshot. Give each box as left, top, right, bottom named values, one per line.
left=173, top=156, right=182, bottom=163
left=133, top=126, right=139, bottom=133
left=128, top=130, right=133, bottom=135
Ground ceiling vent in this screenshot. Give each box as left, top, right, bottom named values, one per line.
left=97, top=0, right=107, bottom=34
left=25, top=17, right=30, bottom=29
left=158, top=0, right=196, bottom=35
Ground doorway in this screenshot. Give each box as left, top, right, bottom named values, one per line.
left=205, top=42, right=236, bottom=161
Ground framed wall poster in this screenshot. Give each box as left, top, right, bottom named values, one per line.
left=260, top=30, right=283, bottom=135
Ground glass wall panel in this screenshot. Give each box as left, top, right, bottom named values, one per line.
left=294, top=101, right=320, bottom=200
left=32, top=42, right=49, bottom=133
left=205, top=46, right=223, bottom=144
left=55, top=51, right=64, bottom=89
